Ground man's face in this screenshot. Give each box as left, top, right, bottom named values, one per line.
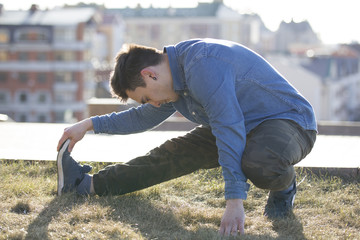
left=126, top=76, right=178, bottom=107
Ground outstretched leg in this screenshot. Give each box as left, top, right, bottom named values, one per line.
left=93, top=126, right=220, bottom=196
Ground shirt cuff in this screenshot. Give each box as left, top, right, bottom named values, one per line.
left=90, top=116, right=108, bottom=134
left=224, top=180, right=250, bottom=200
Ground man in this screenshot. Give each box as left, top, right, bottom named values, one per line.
left=57, top=38, right=317, bottom=236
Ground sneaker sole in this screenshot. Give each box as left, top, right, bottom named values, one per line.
left=56, top=139, right=70, bottom=196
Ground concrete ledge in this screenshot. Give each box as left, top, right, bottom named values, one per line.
left=153, top=120, right=360, bottom=134
left=318, top=121, right=360, bottom=136
left=153, top=117, right=199, bottom=131
left=1, top=122, right=359, bottom=173
left=298, top=167, right=360, bottom=180
left=87, top=98, right=360, bottom=135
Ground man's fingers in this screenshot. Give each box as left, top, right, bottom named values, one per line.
left=231, top=224, right=239, bottom=236
left=68, top=140, right=76, bottom=152
left=219, top=222, right=237, bottom=237
left=57, top=136, right=67, bottom=151
left=238, top=222, right=245, bottom=235
left=219, top=220, right=244, bottom=236
left=219, top=221, right=231, bottom=236
left=224, top=225, right=231, bottom=236
left=237, top=217, right=245, bottom=235
left=218, top=225, right=225, bottom=236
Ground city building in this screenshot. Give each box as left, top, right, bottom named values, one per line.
left=1, top=1, right=357, bottom=124
left=0, top=4, right=102, bottom=122
left=266, top=55, right=322, bottom=121
left=275, top=19, right=321, bottom=54
left=107, top=0, right=270, bottom=52
left=267, top=45, right=360, bottom=122
left=302, top=45, right=360, bottom=121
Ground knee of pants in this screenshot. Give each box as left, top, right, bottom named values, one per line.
left=242, top=157, right=295, bottom=191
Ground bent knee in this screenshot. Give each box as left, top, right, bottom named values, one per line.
left=242, top=158, right=295, bottom=191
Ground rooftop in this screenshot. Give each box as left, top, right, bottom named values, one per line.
left=0, top=7, right=97, bottom=25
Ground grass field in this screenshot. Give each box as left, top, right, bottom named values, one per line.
left=0, top=160, right=359, bottom=240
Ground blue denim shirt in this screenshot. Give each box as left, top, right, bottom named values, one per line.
left=91, top=38, right=317, bottom=200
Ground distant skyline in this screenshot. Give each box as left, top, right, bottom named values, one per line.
left=2, top=0, right=359, bottom=45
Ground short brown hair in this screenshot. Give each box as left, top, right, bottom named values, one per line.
left=110, top=44, right=163, bottom=101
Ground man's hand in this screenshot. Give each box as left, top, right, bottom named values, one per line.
left=57, top=118, right=93, bottom=152
left=219, top=199, right=245, bottom=236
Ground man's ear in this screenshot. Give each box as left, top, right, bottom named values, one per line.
left=140, top=68, right=156, bottom=80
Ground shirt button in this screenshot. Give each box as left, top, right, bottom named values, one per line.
left=192, top=111, right=196, bottom=115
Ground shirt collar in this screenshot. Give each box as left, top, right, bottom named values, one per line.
left=164, top=45, right=185, bottom=92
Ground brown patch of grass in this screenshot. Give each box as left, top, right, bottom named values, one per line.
left=0, top=160, right=359, bottom=240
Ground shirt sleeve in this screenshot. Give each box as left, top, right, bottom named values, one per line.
left=91, top=103, right=176, bottom=134
left=187, top=57, right=250, bottom=200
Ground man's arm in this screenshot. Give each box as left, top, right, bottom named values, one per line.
left=187, top=58, right=249, bottom=235
left=58, top=104, right=176, bottom=152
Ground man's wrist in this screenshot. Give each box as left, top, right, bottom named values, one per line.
left=82, top=118, right=94, bottom=131
left=226, top=199, right=243, bottom=207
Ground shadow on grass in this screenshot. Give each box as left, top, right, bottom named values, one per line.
left=25, top=193, right=195, bottom=239
left=270, top=212, right=306, bottom=240
left=25, top=194, right=86, bottom=240
left=24, top=192, right=285, bottom=239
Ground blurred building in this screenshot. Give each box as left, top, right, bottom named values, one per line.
left=2, top=1, right=354, bottom=124
left=275, top=19, right=321, bottom=54
left=266, top=55, right=323, bottom=121
left=267, top=45, right=360, bottom=122
left=302, top=45, right=360, bottom=121
left=107, top=0, right=273, bottom=53
left=0, top=4, right=122, bottom=123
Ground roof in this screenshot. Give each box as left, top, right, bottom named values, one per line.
left=278, top=19, right=313, bottom=33
left=0, top=7, right=97, bottom=26
left=107, top=2, right=223, bottom=18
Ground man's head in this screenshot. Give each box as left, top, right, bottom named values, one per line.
left=110, top=44, right=164, bottom=101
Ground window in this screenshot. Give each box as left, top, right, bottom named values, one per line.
left=14, top=27, right=50, bottom=43
left=54, top=51, right=74, bottom=61
left=190, top=24, right=208, bottom=37
left=54, top=27, right=76, bottom=42
left=0, top=72, right=7, bottom=83
left=18, top=52, right=29, bottom=61
left=19, top=73, right=28, bottom=84
left=0, top=29, right=10, bottom=43
left=37, top=73, right=47, bottom=84
left=38, top=93, right=47, bottom=103
left=37, top=52, right=47, bottom=61
left=17, top=90, right=31, bottom=104
left=55, top=111, right=65, bottom=122
left=38, top=114, right=47, bottom=123
left=0, top=92, right=9, bottom=104
left=19, top=114, right=27, bottom=122
left=55, top=92, right=75, bottom=103
left=19, top=92, right=28, bottom=103
left=55, top=72, right=74, bottom=83
left=0, top=51, right=7, bottom=61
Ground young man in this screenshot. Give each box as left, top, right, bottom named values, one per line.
left=57, top=38, right=317, bottom=236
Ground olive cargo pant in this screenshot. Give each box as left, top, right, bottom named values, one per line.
left=93, top=119, right=316, bottom=196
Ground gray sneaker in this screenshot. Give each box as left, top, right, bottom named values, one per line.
left=264, top=181, right=297, bottom=219
left=57, top=139, right=92, bottom=196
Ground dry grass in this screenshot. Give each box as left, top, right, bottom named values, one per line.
left=0, top=160, right=359, bottom=240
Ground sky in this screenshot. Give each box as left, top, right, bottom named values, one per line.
left=2, top=0, right=359, bottom=45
